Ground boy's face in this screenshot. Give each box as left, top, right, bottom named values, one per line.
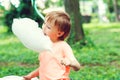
left=42, top=21, right=63, bottom=42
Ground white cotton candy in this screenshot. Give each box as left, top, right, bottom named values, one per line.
left=0, top=75, right=39, bottom=80
left=12, top=18, right=52, bottom=53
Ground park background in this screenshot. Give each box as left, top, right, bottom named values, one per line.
left=0, top=0, right=120, bottom=79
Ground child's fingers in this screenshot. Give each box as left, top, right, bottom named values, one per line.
left=61, top=58, right=71, bottom=66
left=23, top=76, right=31, bottom=80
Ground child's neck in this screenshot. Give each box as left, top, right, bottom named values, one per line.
left=52, top=39, right=63, bottom=43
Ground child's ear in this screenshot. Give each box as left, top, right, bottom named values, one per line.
left=57, top=31, right=64, bottom=37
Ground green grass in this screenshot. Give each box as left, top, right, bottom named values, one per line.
left=0, top=23, right=120, bottom=79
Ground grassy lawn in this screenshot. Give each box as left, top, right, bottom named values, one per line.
left=0, top=23, right=120, bottom=80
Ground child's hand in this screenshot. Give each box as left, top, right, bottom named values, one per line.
left=61, top=57, right=71, bottom=66
left=23, top=76, right=31, bottom=80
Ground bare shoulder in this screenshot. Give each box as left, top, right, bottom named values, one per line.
left=58, top=41, right=70, bottom=47
left=58, top=41, right=72, bottom=52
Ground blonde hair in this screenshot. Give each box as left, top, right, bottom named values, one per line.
left=45, top=11, right=71, bottom=40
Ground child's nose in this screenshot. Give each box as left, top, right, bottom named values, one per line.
left=42, top=25, right=46, bottom=34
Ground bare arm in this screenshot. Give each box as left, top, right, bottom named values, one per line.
left=24, top=68, right=39, bottom=80
left=61, top=56, right=80, bottom=71
left=69, top=58, right=81, bottom=71
left=61, top=42, right=81, bottom=71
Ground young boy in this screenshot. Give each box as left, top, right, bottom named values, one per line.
left=24, top=11, right=80, bottom=80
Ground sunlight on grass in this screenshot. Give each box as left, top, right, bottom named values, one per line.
left=0, top=26, right=8, bottom=34
left=109, top=28, right=120, bottom=32
left=0, top=36, right=19, bottom=45
left=84, top=22, right=120, bottom=29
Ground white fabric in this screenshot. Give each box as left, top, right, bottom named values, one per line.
left=0, top=75, right=39, bottom=80
left=12, top=18, right=52, bottom=53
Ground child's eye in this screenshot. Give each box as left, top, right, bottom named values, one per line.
left=47, top=26, right=51, bottom=29
left=46, top=25, right=51, bottom=29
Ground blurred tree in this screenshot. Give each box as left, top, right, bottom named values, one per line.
left=4, top=0, right=44, bottom=32
left=64, top=0, right=85, bottom=44
left=113, top=0, right=120, bottom=21
left=44, top=0, right=63, bottom=8
left=104, top=0, right=120, bottom=22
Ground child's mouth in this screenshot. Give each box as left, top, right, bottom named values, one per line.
left=44, top=33, right=47, bottom=36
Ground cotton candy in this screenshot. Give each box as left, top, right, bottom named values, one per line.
left=12, top=18, right=52, bottom=53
